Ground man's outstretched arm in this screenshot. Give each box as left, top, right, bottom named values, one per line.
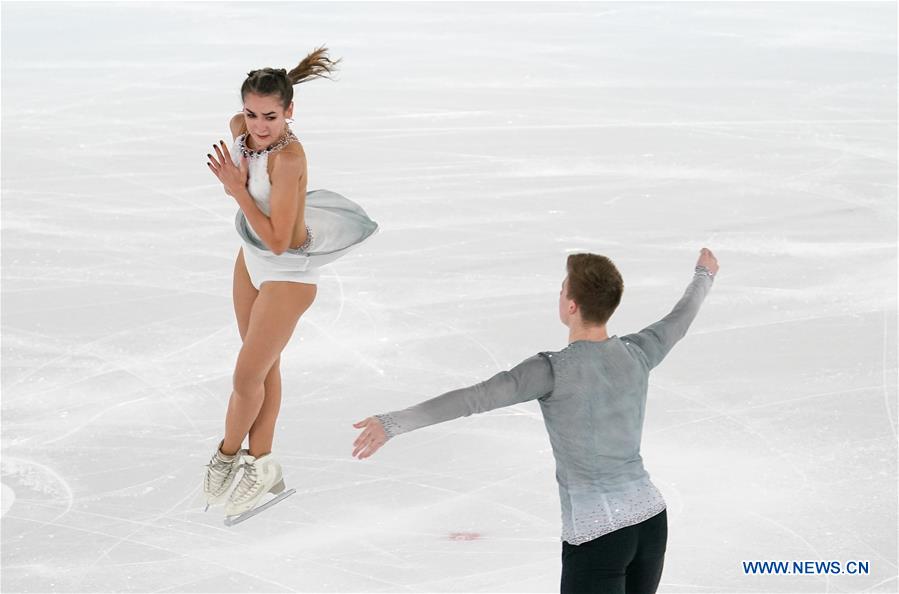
left=622, top=252, right=717, bottom=370
left=352, top=354, right=553, bottom=459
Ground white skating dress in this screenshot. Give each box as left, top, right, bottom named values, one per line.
left=230, top=132, right=379, bottom=289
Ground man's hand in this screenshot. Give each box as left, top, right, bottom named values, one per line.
left=697, top=247, right=719, bottom=276
left=352, top=417, right=388, bottom=459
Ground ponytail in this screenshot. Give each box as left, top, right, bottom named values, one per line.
left=241, top=46, right=341, bottom=109
left=286, top=46, right=340, bottom=85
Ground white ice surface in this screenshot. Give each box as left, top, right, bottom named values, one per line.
left=1, top=2, right=897, bottom=593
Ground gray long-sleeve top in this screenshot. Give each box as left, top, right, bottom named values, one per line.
left=375, top=266, right=715, bottom=544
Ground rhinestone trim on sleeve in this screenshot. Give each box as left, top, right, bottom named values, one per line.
left=374, top=414, right=401, bottom=439
left=694, top=264, right=714, bottom=278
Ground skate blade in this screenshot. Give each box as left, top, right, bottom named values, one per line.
left=223, top=488, right=296, bottom=527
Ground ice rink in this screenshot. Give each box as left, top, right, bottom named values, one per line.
left=2, top=2, right=897, bottom=592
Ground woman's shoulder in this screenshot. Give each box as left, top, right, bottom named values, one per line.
left=228, top=112, right=247, bottom=140
left=272, top=136, right=306, bottom=166
left=283, top=136, right=305, bottom=156
left=268, top=139, right=306, bottom=183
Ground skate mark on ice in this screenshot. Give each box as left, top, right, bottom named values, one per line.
left=881, top=306, right=896, bottom=440
left=0, top=482, right=15, bottom=517
left=0, top=456, right=74, bottom=535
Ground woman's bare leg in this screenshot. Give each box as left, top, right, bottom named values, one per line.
left=222, top=280, right=316, bottom=455
left=247, top=357, right=282, bottom=457
left=223, top=249, right=288, bottom=456
left=222, top=247, right=259, bottom=455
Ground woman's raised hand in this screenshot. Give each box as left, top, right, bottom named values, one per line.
left=207, top=139, right=248, bottom=198
left=352, top=417, right=388, bottom=459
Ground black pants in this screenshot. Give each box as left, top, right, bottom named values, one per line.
left=560, top=509, right=667, bottom=594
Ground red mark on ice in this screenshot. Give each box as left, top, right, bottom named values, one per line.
left=448, top=532, right=482, bottom=541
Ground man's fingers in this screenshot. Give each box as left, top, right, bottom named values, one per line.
left=353, top=429, right=369, bottom=448
left=353, top=440, right=370, bottom=458
left=362, top=442, right=382, bottom=459
left=355, top=436, right=383, bottom=459
left=352, top=417, right=386, bottom=459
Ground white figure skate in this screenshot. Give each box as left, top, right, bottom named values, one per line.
left=223, top=452, right=295, bottom=526
left=203, top=440, right=248, bottom=511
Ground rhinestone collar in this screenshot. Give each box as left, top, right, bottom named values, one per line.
left=238, top=128, right=298, bottom=159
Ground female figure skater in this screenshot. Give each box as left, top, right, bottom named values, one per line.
left=204, top=47, right=378, bottom=525
left=353, top=249, right=719, bottom=593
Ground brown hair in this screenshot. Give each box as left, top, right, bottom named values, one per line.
left=241, top=46, right=341, bottom=109
left=565, top=253, right=624, bottom=326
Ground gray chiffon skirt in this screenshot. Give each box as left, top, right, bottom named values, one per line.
left=235, top=189, right=379, bottom=288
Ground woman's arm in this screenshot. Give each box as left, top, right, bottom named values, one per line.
left=220, top=112, right=307, bottom=254
left=266, top=147, right=307, bottom=254
left=352, top=353, right=554, bottom=459
left=231, top=158, right=303, bottom=254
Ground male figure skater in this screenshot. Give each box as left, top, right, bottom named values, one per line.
left=353, top=248, right=719, bottom=593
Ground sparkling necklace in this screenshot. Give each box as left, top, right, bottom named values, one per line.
left=239, top=128, right=297, bottom=159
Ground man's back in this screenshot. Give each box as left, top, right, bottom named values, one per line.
left=537, top=264, right=715, bottom=543
left=538, top=338, right=651, bottom=488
